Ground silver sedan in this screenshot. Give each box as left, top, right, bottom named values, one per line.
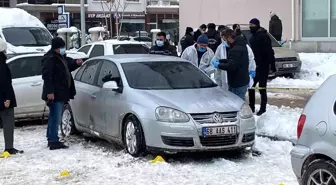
left=62, top=54, right=256, bottom=156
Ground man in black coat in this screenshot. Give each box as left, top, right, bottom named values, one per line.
left=206, top=23, right=221, bottom=53
left=149, top=31, right=178, bottom=56
left=269, top=11, right=283, bottom=41
left=0, top=38, right=23, bottom=155
left=180, top=27, right=195, bottom=54
left=41, top=37, right=83, bottom=150
left=248, top=18, right=276, bottom=116
left=212, top=29, right=250, bottom=100
left=194, top=24, right=207, bottom=42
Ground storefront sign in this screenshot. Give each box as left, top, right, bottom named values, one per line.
left=87, top=13, right=144, bottom=19
left=46, top=23, right=59, bottom=31
left=87, top=13, right=111, bottom=18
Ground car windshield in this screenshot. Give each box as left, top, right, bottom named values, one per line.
left=241, top=30, right=281, bottom=47
left=2, top=27, right=52, bottom=46
left=113, top=44, right=149, bottom=54
left=122, top=61, right=218, bottom=90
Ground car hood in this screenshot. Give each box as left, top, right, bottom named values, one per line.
left=273, top=47, right=298, bottom=58
left=6, top=44, right=51, bottom=54
left=139, top=87, right=243, bottom=114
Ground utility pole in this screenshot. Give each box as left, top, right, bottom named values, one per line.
left=80, top=0, right=86, bottom=46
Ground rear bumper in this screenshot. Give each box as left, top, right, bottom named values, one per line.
left=290, top=144, right=313, bottom=185
left=272, top=59, right=302, bottom=76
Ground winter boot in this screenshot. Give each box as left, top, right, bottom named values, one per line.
left=256, top=110, right=266, bottom=116
left=49, top=141, right=69, bottom=150
left=5, top=148, right=24, bottom=154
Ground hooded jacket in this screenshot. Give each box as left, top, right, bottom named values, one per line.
left=0, top=52, right=17, bottom=110
left=205, top=28, right=221, bottom=52
left=269, top=15, right=283, bottom=37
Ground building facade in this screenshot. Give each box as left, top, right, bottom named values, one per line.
left=179, top=0, right=336, bottom=52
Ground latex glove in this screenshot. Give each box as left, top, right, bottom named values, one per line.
left=249, top=71, right=256, bottom=78
left=212, top=60, right=219, bottom=68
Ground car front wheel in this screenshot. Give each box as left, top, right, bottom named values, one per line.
left=302, top=159, right=336, bottom=185
left=123, top=115, right=146, bottom=157
left=60, top=103, right=78, bottom=139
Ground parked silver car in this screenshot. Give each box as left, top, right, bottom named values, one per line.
left=63, top=54, right=256, bottom=156
left=291, top=74, right=336, bottom=185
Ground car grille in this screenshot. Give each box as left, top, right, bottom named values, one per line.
left=242, top=132, right=255, bottom=143
left=199, top=134, right=238, bottom=147
left=275, top=57, right=297, bottom=62
left=190, top=112, right=238, bottom=124
left=161, top=136, right=194, bottom=147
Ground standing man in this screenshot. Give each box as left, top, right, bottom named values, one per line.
left=180, top=27, right=195, bottom=54
left=42, top=37, right=83, bottom=150
left=194, top=24, right=207, bottom=42
left=211, top=29, right=249, bottom=100
left=248, top=18, right=276, bottom=116
left=150, top=31, right=178, bottom=56
left=181, top=34, right=214, bottom=75
left=269, top=11, right=283, bottom=41
left=0, top=38, right=23, bottom=155
left=206, top=23, right=221, bottom=52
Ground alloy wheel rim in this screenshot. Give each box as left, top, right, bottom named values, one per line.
left=308, top=169, right=336, bottom=185
left=125, top=121, right=137, bottom=154
left=61, top=109, right=72, bottom=137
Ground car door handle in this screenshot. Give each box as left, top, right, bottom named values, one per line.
left=91, top=94, right=96, bottom=99
left=31, top=82, right=42, bottom=86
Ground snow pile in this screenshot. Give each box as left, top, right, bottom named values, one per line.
left=269, top=53, right=336, bottom=88
left=0, top=8, right=45, bottom=28
left=88, top=27, right=106, bottom=33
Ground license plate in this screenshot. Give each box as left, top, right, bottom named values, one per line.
left=283, top=63, right=294, bottom=68
left=202, top=126, right=237, bottom=136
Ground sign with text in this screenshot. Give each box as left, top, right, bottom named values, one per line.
left=87, top=13, right=145, bottom=19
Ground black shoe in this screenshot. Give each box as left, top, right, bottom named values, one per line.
left=252, top=150, right=262, bottom=156
left=256, top=110, right=266, bottom=116
left=49, top=142, right=69, bottom=150
left=47, top=141, right=51, bottom=147
left=5, top=148, right=24, bottom=154
left=249, top=105, right=255, bottom=113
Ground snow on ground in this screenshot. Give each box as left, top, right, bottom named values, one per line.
left=0, top=106, right=299, bottom=185
left=269, top=53, right=336, bottom=88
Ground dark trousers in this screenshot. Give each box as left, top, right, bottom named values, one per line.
left=47, top=101, right=64, bottom=142
left=0, top=108, right=15, bottom=149
left=273, top=34, right=282, bottom=42
left=229, top=84, right=249, bottom=101
left=248, top=69, right=269, bottom=112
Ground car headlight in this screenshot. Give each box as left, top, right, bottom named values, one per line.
left=238, top=104, right=253, bottom=119
left=155, top=107, right=190, bottom=123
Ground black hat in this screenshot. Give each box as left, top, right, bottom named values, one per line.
left=51, top=37, right=65, bottom=49
left=249, top=18, right=260, bottom=27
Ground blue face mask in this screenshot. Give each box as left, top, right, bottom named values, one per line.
left=198, top=47, right=206, bottom=52
left=222, top=40, right=229, bottom=48
left=156, top=40, right=164, bottom=47
left=60, top=48, right=66, bottom=55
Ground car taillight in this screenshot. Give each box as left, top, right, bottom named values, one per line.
left=297, top=114, right=306, bottom=138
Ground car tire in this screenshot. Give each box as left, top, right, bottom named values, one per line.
left=302, top=159, right=336, bottom=185
left=123, top=115, right=146, bottom=157
left=60, top=103, right=79, bottom=138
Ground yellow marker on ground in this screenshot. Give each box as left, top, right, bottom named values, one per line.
left=0, top=151, right=11, bottom=158
left=59, top=170, right=70, bottom=177
left=149, top=155, right=165, bottom=163
left=279, top=183, right=285, bottom=185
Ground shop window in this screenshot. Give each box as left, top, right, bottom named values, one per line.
left=331, top=0, right=336, bottom=37
left=149, top=14, right=156, bottom=23
left=0, top=0, right=9, bottom=7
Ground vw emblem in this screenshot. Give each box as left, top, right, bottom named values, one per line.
left=212, top=113, right=222, bottom=123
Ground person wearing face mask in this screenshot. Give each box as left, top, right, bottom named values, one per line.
left=150, top=31, right=178, bottom=56
left=41, top=37, right=83, bottom=150
left=211, top=29, right=250, bottom=100
left=180, top=27, right=195, bottom=55
left=0, top=38, right=24, bottom=155
left=181, top=34, right=215, bottom=75
left=193, top=24, right=207, bottom=41
left=248, top=18, right=276, bottom=116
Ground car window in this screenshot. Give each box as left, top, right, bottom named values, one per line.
left=8, top=56, right=43, bottom=79
left=133, top=37, right=152, bottom=42
left=241, top=30, right=281, bottom=47
left=89, top=45, right=104, bottom=58
left=2, top=27, right=52, bottom=46
left=121, top=61, right=217, bottom=90
left=78, top=45, right=92, bottom=54
left=120, top=37, right=130, bottom=41
left=96, top=61, right=120, bottom=87
left=113, top=44, right=149, bottom=54
left=74, top=63, right=87, bottom=81
left=79, top=60, right=101, bottom=85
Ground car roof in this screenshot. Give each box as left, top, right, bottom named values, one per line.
left=91, top=54, right=187, bottom=64
left=89, top=39, right=146, bottom=45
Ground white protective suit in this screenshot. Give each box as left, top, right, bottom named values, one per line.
left=213, top=43, right=256, bottom=90
left=181, top=44, right=215, bottom=75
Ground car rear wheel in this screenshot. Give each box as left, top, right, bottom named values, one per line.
left=123, top=115, right=146, bottom=157
left=60, top=104, right=79, bottom=138
left=302, top=159, right=336, bottom=185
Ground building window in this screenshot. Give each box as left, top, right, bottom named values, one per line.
left=0, top=0, right=10, bottom=7
left=126, top=0, right=139, bottom=2
left=302, top=0, right=336, bottom=38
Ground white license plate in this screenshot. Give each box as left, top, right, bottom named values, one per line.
left=283, top=64, right=294, bottom=68
left=202, top=126, right=237, bottom=136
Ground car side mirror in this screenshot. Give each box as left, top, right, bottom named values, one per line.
left=102, top=81, right=121, bottom=93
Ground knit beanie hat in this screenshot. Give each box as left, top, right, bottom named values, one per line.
left=51, top=37, right=66, bottom=49
left=197, top=34, right=209, bottom=44
left=0, top=38, right=7, bottom=52
left=249, top=18, right=260, bottom=27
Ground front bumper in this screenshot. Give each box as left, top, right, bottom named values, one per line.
left=272, top=59, right=302, bottom=76
left=140, top=116, right=256, bottom=153
left=290, top=144, right=313, bottom=185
